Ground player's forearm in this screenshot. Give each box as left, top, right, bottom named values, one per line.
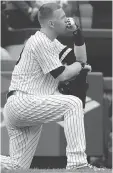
left=57, top=62, right=82, bottom=82
left=73, top=28, right=87, bottom=63
left=74, top=43, right=87, bottom=63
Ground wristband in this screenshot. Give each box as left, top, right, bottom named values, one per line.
left=73, top=28, right=84, bottom=46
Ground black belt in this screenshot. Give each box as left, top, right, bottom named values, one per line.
left=7, top=90, right=16, bottom=99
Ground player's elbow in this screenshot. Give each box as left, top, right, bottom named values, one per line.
left=57, top=72, right=67, bottom=82
left=57, top=67, right=71, bottom=82
left=57, top=62, right=82, bottom=82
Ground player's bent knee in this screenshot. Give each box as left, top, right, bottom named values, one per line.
left=73, top=96, right=83, bottom=108
left=70, top=95, right=82, bottom=108
left=64, top=95, right=83, bottom=111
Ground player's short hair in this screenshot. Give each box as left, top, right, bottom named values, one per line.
left=38, top=3, right=61, bottom=21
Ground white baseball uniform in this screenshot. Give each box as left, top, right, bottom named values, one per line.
left=2, top=31, right=88, bottom=170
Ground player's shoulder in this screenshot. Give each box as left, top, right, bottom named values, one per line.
left=30, top=31, right=55, bottom=54
left=33, top=31, right=52, bottom=47
left=35, top=31, right=51, bottom=43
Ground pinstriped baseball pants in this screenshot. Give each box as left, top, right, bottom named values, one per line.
left=3, top=91, right=88, bottom=169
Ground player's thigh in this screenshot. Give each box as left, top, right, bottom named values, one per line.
left=4, top=94, right=82, bottom=127
left=26, top=94, right=83, bottom=123
left=46, top=94, right=83, bottom=120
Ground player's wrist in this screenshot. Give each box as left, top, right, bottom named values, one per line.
left=76, top=61, right=85, bottom=71
left=73, top=24, right=79, bottom=33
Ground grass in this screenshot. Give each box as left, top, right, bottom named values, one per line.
left=1, top=168, right=112, bottom=173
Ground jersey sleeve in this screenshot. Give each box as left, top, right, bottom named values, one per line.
left=54, top=39, right=73, bottom=62
left=35, top=41, right=63, bottom=75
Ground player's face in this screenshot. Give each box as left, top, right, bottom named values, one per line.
left=53, top=8, right=67, bottom=35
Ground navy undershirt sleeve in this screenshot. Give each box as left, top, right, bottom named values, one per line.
left=50, top=66, right=65, bottom=78
left=50, top=48, right=76, bottom=78
left=50, top=28, right=85, bottom=79
left=61, top=49, right=76, bottom=65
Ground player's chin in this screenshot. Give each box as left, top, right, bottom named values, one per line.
left=58, top=28, right=67, bottom=35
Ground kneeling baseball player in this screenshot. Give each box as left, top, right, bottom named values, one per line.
left=1, top=2, right=105, bottom=171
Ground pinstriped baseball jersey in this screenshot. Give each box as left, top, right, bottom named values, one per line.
left=2, top=30, right=88, bottom=170
left=9, top=31, right=72, bottom=96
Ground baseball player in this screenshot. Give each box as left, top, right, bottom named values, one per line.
left=1, top=2, right=104, bottom=171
